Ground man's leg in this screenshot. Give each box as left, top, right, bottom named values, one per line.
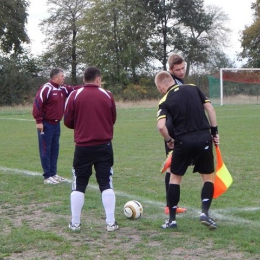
left=168, top=174, right=182, bottom=222
left=69, top=146, right=92, bottom=231
left=162, top=173, right=182, bottom=228
left=37, top=122, right=54, bottom=180
left=164, top=171, right=170, bottom=214
left=50, top=123, right=60, bottom=177
left=102, top=188, right=116, bottom=225
left=70, top=190, right=84, bottom=227
left=95, top=142, right=118, bottom=231
left=200, top=173, right=217, bottom=229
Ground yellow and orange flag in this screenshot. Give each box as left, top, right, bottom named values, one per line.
left=160, top=145, right=233, bottom=198
left=213, top=145, right=233, bottom=198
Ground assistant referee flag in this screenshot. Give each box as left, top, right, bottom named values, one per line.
left=213, top=145, right=233, bottom=198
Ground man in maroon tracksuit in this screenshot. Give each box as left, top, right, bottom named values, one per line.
left=64, top=66, right=118, bottom=232
left=32, top=68, right=77, bottom=184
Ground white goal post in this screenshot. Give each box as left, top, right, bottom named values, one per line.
left=208, top=68, right=260, bottom=106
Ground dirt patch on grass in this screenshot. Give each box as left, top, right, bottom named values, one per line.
left=0, top=203, right=256, bottom=260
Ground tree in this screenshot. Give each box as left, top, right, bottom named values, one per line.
left=239, top=0, right=260, bottom=67
left=80, top=0, right=155, bottom=87
left=171, top=1, right=231, bottom=75
left=0, top=51, right=44, bottom=106
left=0, top=0, right=29, bottom=54
left=40, top=0, right=90, bottom=84
left=146, top=0, right=231, bottom=74
left=146, top=0, right=180, bottom=70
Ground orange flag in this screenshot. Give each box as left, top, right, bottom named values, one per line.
left=160, top=151, right=172, bottom=173
left=213, top=145, right=233, bottom=198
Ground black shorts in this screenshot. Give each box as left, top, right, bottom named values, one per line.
left=171, top=131, right=214, bottom=175
left=72, top=142, right=114, bottom=193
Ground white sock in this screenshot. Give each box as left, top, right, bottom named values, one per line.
left=71, top=191, right=84, bottom=225
left=102, top=189, right=116, bottom=224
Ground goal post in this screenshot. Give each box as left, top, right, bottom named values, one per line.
left=208, top=68, right=260, bottom=106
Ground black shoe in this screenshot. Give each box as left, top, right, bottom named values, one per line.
left=200, top=213, right=217, bottom=229
left=161, top=219, right=177, bottom=229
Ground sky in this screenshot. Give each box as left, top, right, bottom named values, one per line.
left=26, top=0, right=254, bottom=66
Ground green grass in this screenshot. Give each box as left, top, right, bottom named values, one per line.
left=0, top=104, right=260, bottom=259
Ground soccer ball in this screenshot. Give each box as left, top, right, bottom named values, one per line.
left=124, top=200, right=143, bottom=219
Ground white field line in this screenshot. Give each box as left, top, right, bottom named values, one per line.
left=1, top=166, right=260, bottom=227
left=0, top=118, right=34, bottom=121
left=1, top=115, right=260, bottom=123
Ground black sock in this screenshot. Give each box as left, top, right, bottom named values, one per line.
left=165, top=172, right=170, bottom=207
left=168, top=184, right=180, bottom=222
left=201, top=181, right=214, bottom=215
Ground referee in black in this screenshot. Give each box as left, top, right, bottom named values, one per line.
left=155, top=71, right=219, bottom=230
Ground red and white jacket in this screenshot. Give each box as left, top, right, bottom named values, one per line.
left=32, top=81, right=77, bottom=124
left=64, top=84, right=116, bottom=146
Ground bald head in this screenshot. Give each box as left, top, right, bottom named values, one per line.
left=155, top=71, right=175, bottom=94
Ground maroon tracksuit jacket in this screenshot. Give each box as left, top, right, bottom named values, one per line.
left=32, top=81, right=76, bottom=124
left=64, top=84, right=116, bottom=146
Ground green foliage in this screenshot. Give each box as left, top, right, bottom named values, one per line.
left=121, top=84, right=150, bottom=101
left=0, top=0, right=29, bottom=54
left=0, top=53, right=45, bottom=106
left=38, top=0, right=231, bottom=86
left=186, top=74, right=209, bottom=96
left=79, top=0, right=154, bottom=86
left=239, top=0, right=260, bottom=67
left=39, top=0, right=90, bottom=85
left=103, top=76, right=160, bottom=101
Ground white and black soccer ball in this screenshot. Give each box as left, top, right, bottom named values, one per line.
left=124, top=200, right=143, bottom=219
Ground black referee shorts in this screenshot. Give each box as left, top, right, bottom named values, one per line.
left=72, top=142, right=114, bottom=193
left=171, top=130, right=214, bottom=176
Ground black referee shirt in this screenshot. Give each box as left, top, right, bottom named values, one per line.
left=157, top=84, right=211, bottom=137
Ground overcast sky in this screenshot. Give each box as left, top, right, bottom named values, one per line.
left=26, top=0, right=254, bottom=65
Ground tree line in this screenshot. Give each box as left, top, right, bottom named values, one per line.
left=0, top=0, right=258, bottom=106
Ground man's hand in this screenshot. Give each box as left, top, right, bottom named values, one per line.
left=36, top=123, right=44, bottom=133
left=167, top=138, right=174, bottom=149
left=212, top=134, right=220, bottom=146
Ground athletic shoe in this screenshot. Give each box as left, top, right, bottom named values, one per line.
left=164, top=206, right=187, bottom=215
left=161, top=220, right=177, bottom=229
left=53, top=175, right=66, bottom=182
left=200, top=213, right=217, bottom=229
left=44, top=177, right=59, bottom=184
left=177, top=207, right=187, bottom=214
left=106, top=221, right=119, bottom=232
left=68, top=222, right=81, bottom=232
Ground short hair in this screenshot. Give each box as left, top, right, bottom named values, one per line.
left=50, top=68, right=63, bottom=79
left=155, top=71, right=173, bottom=86
left=168, top=53, right=185, bottom=69
left=84, top=67, right=101, bottom=82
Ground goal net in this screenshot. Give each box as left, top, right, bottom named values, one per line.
left=208, top=68, right=260, bottom=106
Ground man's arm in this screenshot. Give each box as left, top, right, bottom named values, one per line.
left=204, top=102, right=217, bottom=127
left=64, top=92, right=75, bottom=129
left=107, top=90, right=117, bottom=124
left=62, top=84, right=83, bottom=97
left=204, top=102, right=219, bottom=145
left=32, top=85, right=50, bottom=132
left=157, top=118, right=174, bottom=149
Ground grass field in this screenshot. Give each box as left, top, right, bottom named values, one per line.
left=0, top=103, right=259, bottom=260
